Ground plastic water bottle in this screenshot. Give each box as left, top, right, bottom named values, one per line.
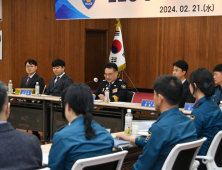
left=8, top=80, right=13, bottom=94
left=125, top=109, right=133, bottom=135
left=35, top=82, right=39, bottom=96
left=219, top=101, right=222, bottom=111
left=104, top=87, right=110, bottom=103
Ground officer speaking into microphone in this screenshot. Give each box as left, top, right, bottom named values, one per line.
left=93, top=63, right=128, bottom=102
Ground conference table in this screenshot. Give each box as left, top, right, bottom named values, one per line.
left=41, top=132, right=143, bottom=167
left=8, top=94, right=191, bottom=141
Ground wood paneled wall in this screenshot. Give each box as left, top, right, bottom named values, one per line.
left=1, top=0, right=222, bottom=89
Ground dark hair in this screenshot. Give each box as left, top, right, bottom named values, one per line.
left=189, top=68, right=215, bottom=97
left=64, top=83, right=95, bottom=140
left=213, top=64, right=222, bottom=73
left=52, top=59, right=65, bottom=67
left=152, top=75, right=183, bottom=105
left=0, top=81, right=8, bottom=113
left=25, top=59, right=37, bottom=66
left=61, top=87, right=69, bottom=121
left=173, top=60, right=188, bottom=75
left=104, top=63, right=118, bottom=72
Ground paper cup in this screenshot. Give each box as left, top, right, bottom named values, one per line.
left=132, top=125, right=139, bottom=135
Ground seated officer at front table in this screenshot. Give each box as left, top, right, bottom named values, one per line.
left=189, top=68, right=222, bottom=170
left=48, top=83, right=114, bottom=170
left=116, top=75, right=197, bottom=170
left=93, top=63, right=128, bottom=102
left=211, top=64, right=222, bottom=105
left=46, top=59, right=73, bottom=96
left=20, top=59, right=45, bottom=93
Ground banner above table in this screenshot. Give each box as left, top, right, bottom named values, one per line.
left=55, top=0, right=221, bottom=20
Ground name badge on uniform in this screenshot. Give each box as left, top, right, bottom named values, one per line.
left=112, top=88, right=118, bottom=93
left=184, top=103, right=194, bottom=111
left=141, top=100, right=155, bottom=108
left=19, top=89, right=33, bottom=96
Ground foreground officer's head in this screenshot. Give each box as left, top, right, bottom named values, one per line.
left=152, top=75, right=183, bottom=113
left=61, top=83, right=95, bottom=140
left=104, top=63, right=118, bottom=83
left=189, top=68, right=214, bottom=99
left=0, top=81, right=10, bottom=121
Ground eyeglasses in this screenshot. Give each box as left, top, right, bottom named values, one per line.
left=104, top=73, right=113, bottom=77
left=26, top=66, right=34, bottom=69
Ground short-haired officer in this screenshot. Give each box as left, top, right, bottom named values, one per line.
left=116, top=75, right=197, bottom=170
left=93, top=63, right=128, bottom=102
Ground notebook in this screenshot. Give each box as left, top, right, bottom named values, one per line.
left=114, top=138, right=130, bottom=149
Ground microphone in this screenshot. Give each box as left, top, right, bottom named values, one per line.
left=41, top=85, right=47, bottom=96
left=85, top=77, right=98, bottom=84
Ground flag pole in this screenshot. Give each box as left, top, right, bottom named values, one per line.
left=111, top=19, right=139, bottom=94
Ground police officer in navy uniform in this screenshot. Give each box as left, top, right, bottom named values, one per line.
left=48, top=84, right=114, bottom=170
left=93, top=63, right=128, bottom=102
left=189, top=68, right=222, bottom=170
left=211, top=64, right=222, bottom=105
left=116, top=75, right=197, bottom=170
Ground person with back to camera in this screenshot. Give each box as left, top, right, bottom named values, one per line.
left=115, top=75, right=197, bottom=170
left=48, top=83, right=114, bottom=170
left=0, top=81, right=42, bottom=170
left=189, top=68, right=222, bottom=170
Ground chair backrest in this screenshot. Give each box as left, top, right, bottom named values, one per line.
left=206, top=130, right=222, bottom=168
left=126, top=91, right=135, bottom=103
left=71, top=150, right=128, bottom=170
left=161, top=137, right=207, bottom=170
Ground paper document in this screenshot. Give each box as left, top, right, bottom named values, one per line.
left=114, top=138, right=130, bottom=148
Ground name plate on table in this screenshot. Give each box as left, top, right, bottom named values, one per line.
left=141, top=100, right=155, bottom=108
left=184, top=103, right=194, bottom=111
left=19, top=89, right=33, bottom=96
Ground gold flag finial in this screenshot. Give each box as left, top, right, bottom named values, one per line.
left=115, top=18, right=122, bottom=31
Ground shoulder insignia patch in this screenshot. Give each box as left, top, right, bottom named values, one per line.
left=121, top=84, right=126, bottom=89
left=103, top=79, right=106, bottom=81
left=190, top=115, right=195, bottom=120
left=145, top=131, right=152, bottom=143
left=119, top=79, right=122, bottom=81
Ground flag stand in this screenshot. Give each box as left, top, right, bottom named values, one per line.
left=119, top=70, right=139, bottom=94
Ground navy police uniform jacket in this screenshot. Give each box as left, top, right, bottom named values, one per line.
left=48, top=116, right=114, bottom=170
left=93, top=77, right=128, bottom=102
left=211, top=85, right=222, bottom=105
left=132, top=107, right=197, bottom=170
left=191, top=96, right=222, bottom=155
